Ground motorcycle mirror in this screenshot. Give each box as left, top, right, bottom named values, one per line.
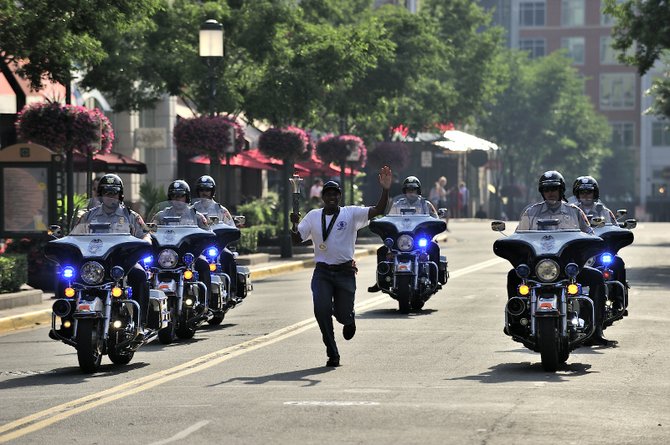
left=233, top=215, right=246, bottom=227
left=616, top=209, right=627, bottom=217
left=589, top=216, right=606, bottom=228
left=48, top=224, right=63, bottom=238
left=491, top=220, right=506, bottom=232
left=625, top=218, right=637, bottom=229
left=208, top=216, right=220, bottom=225
left=438, top=208, right=448, bottom=218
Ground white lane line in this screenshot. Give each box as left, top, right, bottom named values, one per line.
left=147, top=420, right=211, bottom=445
left=0, top=257, right=502, bottom=443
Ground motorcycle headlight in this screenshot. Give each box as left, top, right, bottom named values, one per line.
left=158, top=249, right=179, bottom=268
left=80, top=261, right=105, bottom=285
left=110, top=266, right=125, bottom=281
left=565, top=263, right=579, bottom=278
left=535, top=259, right=559, bottom=282
left=397, top=234, right=414, bottom=251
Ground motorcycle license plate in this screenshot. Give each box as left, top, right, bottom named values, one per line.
left=77, top=297, right=103, bottom=313
left=396, top=261, right=412, bottom=272
left=536, top=296, right=557, bottom=312
left=158, top=280, right=177, bottom=293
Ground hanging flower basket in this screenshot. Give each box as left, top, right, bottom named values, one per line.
left=368, top=142, right=410, bottom=171
left=174, top=115, right=245, bottom=159
left=16, top=102, right=114, bottom=154
left=316, top=134, right=367, bottom=169
left=258, top=126, right=311, bottom=161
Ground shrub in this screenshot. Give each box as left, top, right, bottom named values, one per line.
left=0, top=254, right=28, bottom=293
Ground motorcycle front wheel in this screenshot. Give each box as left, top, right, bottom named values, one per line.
left=76, top=319, right=103, bottom=373
left=395, top=275, right=412, bottom=314
left=537, top=317, right=560, bottom=372
left=158, top=303, right=177, bottom=344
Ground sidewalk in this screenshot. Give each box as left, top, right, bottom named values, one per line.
left=0, top=241, right=382, bottom=335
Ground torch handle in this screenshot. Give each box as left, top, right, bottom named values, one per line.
left=292, top=193, right=300, bottom=216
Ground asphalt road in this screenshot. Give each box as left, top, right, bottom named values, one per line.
left=1, top=220, right=668, bottom=445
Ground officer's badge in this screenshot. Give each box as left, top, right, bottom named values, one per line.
left=119, top=217, right=126, bottom=225
left=540, top=235, right=555, bottom=251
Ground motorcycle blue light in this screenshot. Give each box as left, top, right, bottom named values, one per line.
left=126, top=287, right=132, bottom=298
left=418, top=238, right=428, bottom=248
left=207, top=247, right=219, bottom=258
left=183, top=253, right=194, bottom=265
left=601, top=253, right=614, bottom=265
left=142, top=256, right=153, bottom=266
left=62, top=266, right=75, bottom=279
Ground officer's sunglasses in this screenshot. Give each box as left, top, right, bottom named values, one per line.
left=542, top=186, right=560, bottom=192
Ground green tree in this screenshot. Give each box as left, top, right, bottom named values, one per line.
left=0, top=0, right=159, bottom=94
left=605, top=0, right=670, bottom=120
left=479, top=51, right=611, bottom=213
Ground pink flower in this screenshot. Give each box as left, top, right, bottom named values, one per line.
left=173, top=115, right=244, bottom=158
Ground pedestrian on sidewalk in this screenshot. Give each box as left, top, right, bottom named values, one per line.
left=290, top=165, right=392, bottom=367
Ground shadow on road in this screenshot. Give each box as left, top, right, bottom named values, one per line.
left=209, top=366, right=336, bottom=388
left=358, top=308, right=438, bottom=319
left=0, top=361, right=150, bottom=390
left=627, top=265, right=670, bottom=289
left=447, top=361, right=594, bottom=383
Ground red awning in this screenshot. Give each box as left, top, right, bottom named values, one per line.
left=190, top=152, right=277, bottom=170
left=73, top=151, right=148, bottom=174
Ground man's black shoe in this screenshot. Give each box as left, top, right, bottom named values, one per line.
left=343, top=321, right=356, bottom=340
left=585, top=328, right=617, bottom=347
left=367, top=283, right=380, bottom=293
left=326, top=357, right=340, bottom=367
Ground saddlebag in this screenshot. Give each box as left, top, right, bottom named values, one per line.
left=438, top=256, right=449, bottom=284
left=236, top=266, right=252, bottom=299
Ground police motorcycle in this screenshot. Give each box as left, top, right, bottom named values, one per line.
left=45, top=218, right=169, bottom=373
left=147, top=201, right=220, bottom=343
left=492, top=219, right=604, bottom=372
left=586, top=208, right=636, bottom=327
left=369, top=206, right=448, bottom=313
left=192, top=198, right=252, bottom=324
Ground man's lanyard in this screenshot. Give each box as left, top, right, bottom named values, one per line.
left=321, top=208, right=340, bottom=242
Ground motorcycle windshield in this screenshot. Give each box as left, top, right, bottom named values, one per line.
left=370, top=214, right=446, bottom=239
left=192, top=198, right=234, bottom=226
left=149, top=200, right=201, bottom=227
left=494, top=229, right=604, bottom=268
left=45, top=208, right=150, bottom=268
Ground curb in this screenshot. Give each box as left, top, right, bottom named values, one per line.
left=0, top=309, right=51, bottom=334
left=0, top=289, right=43, bottom=310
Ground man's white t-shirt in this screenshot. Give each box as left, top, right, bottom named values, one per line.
left=297, top=206, right=370, bottom=264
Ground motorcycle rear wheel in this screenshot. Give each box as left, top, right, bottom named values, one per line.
left=537, top=317, right=560, bottom=372
left=395, top=275, right=412, bottom=314
left=76, top=319, right=103, bottom=373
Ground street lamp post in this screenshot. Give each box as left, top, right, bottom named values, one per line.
left=199, top=19, right=225, bottom=199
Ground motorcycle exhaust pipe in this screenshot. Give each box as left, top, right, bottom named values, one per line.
left=506, top=297, right=526, bottom=316
left=52, top=299, right=71, bottom=318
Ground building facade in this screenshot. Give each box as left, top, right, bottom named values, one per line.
left=480, top=0, right=670, bottom=220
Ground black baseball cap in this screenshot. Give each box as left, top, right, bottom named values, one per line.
left=321, top=180, right=341, bottom=195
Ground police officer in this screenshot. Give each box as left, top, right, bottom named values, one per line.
left=192, top=175, right=234, bottom=226
left=74, top=174, right=152, bottom=334
left=573, top=175, right=627, bottom=311
left=192, top=175, right=238, bottom=304
left=388, top=176, right=438, bottom=217
left=368, top=176, right=441, bottom=293
left=572, top=176, right=617, bottom=223
left=510, top=171, right=613, bottom=346
left=289, top=166, right=393, bottom=367
left=152, top=180, right=212, bottom=308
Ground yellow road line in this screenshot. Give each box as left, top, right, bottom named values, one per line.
left=0, top=257, right=502, bottom=443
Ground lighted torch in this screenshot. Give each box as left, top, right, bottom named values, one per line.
left=289, top=173, right=303, bottom=216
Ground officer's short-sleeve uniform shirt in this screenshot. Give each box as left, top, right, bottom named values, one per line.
left=193, top=199, right=234, bottom=226
left=577, top=201, right=617, bottom=225
left=80, top=204, right=147, bottom=238
left=297, top=206, right=370, bottom=265
left=517, top=201, right=593, bottom=234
